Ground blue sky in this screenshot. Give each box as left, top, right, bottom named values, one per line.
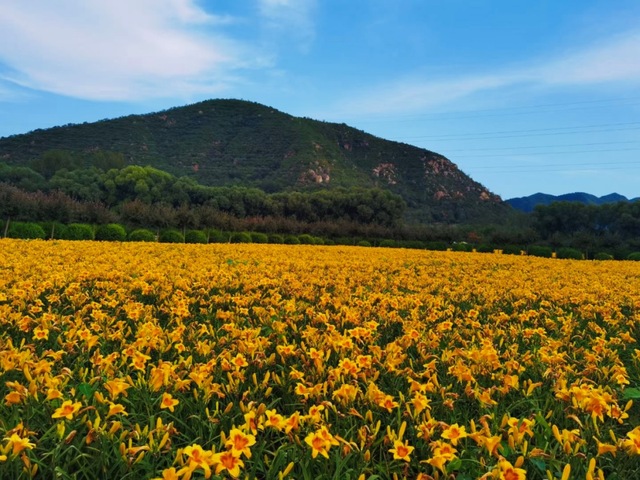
left=1, top=0, right=640, bottom=199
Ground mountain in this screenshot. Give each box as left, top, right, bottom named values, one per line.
left=0, top=99, right=510, bottom=223
left=507, top=192, right=636, bottom=212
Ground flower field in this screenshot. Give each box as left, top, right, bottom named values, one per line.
left=0, top=240, right=639, bottom=479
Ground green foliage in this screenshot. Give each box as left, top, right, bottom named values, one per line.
left=312, top=237, right=324, bottom=245
left=594, top=252, right=613, bottom=260
left=95, top=224, right=127, bottom=242
left=502, top=245, right=523, bottom=255
left=476, top=243, right=494, bottom=253
left=298, top=234, right=315, bottom=245
left=159, top=229, right=184, bottom=243
left=323, top=239, right=335, bottom=246
left=207, top=230, right=229, bottom=243
left=128, top=229, right=156, bottom=242
left=334, top=237, right=353, bottom=246
left=38, top=221, right=67, bottom=240
left=230, top=232, right=252, bottom=244
left=379, top=239, right=396, bottom=248
left=627, top=252, right=640, bottom=261
left=557, top=247, right=583, bottom=260
left=283, top=235, right=300, bottom=245
left=7, top=222, right=46, bottom=240
left=357, top=240, right=371, bottom=247
left=425, top=241, right=447, bottom=251
left=451, top=242, right=469, bottom=252
left=61, top=224, right=94, bottom=240
left=250, top=232, right=268, bottom=244
left=528, top=245, right=553, bottom=258
left=185, top=230, right=208, bottom=244
left=268, top=234, right=284, bottom=244
left=401, top=240, right=425, bottom=249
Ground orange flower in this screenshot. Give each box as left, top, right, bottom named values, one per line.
left=305, top=432, right=330, bottom=459
left=160, top=393, right=179, bottom=412
left=225, top=429, right=256, bottom=458
left=441, top=424, right=468, bottom=446
left=214, top=450, right=244, bottom=478
left=52, top=400, right=82, bottom=420
left=389, top=439, right=414, bottom=462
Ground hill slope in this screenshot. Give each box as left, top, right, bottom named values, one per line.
left=0, top=99, right=509, bottom=223
left=507, top=192, right=636, bottom=212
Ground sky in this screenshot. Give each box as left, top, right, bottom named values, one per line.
left=1, top=0, right=640, bottom=199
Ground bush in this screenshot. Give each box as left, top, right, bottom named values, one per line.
left=402, top=240, right=425, bottom=249
left=128, top=229, right=155, bottom=242
left=594, top=252, right=613, bottom=261
left=230, top=232, right=252, bottom=244
left=357, top=240, right=371, bottom=247
left=476, top=243, right=494, bottom=253
left=528, top=245, right=553, bottom=258
left=627, top=252, right=640, bottom=261
left=323, top=239, right=335, bottom=246
left=334, top=237, right=353, bottom=246
left=284, top=235, right=300, bottom=245
left=557, top=247, right=583, bottom=260
left=208, top=230, right=228, bottom=243
left=250, top=232, right=269, bottom=244
left=61, top=224, right=94, bottom=241
left=502, top=245, right=522, bottom=255
left=451, top=242, right=469, bottom=252
left=313, top=237, right=324, bottom=245
left=7, top=222, right=46, bottom=240
left=95, top=224, right=127, bottom=242
left=379, top=239, right=396, bottom=248
left=425, top=241, right=447, bottom=251
left=39, top=221, right=67, bottom=239
left=268, top=234, right=284, bottom=244
left=159, top=230, right=184, bottom=243
left=298, top=234, right=315, bottom=245
left=185, top=230, right=208, bottom=244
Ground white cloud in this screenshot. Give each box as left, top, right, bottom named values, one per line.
left=333, top=30, right=640, bottom=116
left=0, top=0, right=248, bottom=101
left=257, top=0, right=316, bottom=50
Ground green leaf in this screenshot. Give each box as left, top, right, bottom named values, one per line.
left=78, top=382, right=94, bottom=398
left=623, top=387, right=640, bottom=399
left=529, top=457, right=547, bottom=471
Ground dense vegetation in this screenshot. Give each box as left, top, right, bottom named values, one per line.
left=0, top=99, right=510, bottom=223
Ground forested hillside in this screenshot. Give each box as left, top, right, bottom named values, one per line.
left=0, top=99, right=510, bottom=223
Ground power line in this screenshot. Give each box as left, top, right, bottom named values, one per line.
left=444, top=140, right=640, bottom=152
left=469, top=165, right=640, bottom=174
left=453, top=147, right=640, bottom=158
left=339, top=95, right=640, bottom=120
left=465, top=160, right=640, bottom=170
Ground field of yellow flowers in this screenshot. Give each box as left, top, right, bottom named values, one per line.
left=0, top=239, right=639, bottom=480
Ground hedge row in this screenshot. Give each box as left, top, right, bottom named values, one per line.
left=1, top=221, right=636, bottom=260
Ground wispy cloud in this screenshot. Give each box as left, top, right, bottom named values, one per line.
left=0, top=0, right=250, bottom=101
left=333, top=30, right=640, bottom=116
left=257, top=0, right=316, bottom=51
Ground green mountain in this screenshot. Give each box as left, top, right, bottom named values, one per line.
left=0, top=99, right=509, bottom=223
left=507, top=192, right=634, bottom=213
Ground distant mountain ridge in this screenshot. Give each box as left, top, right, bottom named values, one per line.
left=0, top=99, right=511, bottom=224
left=507, top=192, right=639, bottom=212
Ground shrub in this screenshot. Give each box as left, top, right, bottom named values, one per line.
left=528, top=245, right=553, bottom=258
left=208, top=230, right=228, bottom=243
left=159, top=230, right=184, bottom=243
left=128, top=229, right=155, bottom=242
left=250, top=232, right=269, bottom=244
left=334, top=237, right=353, bottom=246
left=7, top=222, right=46, bottom=240
left=284, top=235, right=300, bottom=245
left=357, top=240, right=371, bottom=247
left=39, top=221, right=67, bottom=240
left=402, top=241, right=425, bottom=249
left=379, top=239, right=396, bottom=248
left=323, top=239, right=335, bottom=246
left=476, top=243, right=494, bottom=253
left=502, top=245, right=522, bottom=255
left=185, top=230, right=208, bottom=244
left=594, top=252, right=613, bottom=261
left=313, top=237, right=324, bottom=245
left=557, top=247, right=583, bottom=260
left=451, top=243, right=469, bottom=252
left=425, top=241, right=447, bottom=251
left=268, top=234, right=284, bottom=244
left=61, top=224, right=94, bottom=241
left=95, top=224, right=127, bottom=242
left=298, top=234, right=315, bottom=245
left=230, top=232, right=252, bottom=244
left=627, top=252, right=640, bottom=261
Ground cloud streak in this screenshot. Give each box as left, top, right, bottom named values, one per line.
left=257, top=0, right=316, bottom=51
left=0, top=0, right=248, bottom=101
left=334, top=30, right=640, bottom=116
